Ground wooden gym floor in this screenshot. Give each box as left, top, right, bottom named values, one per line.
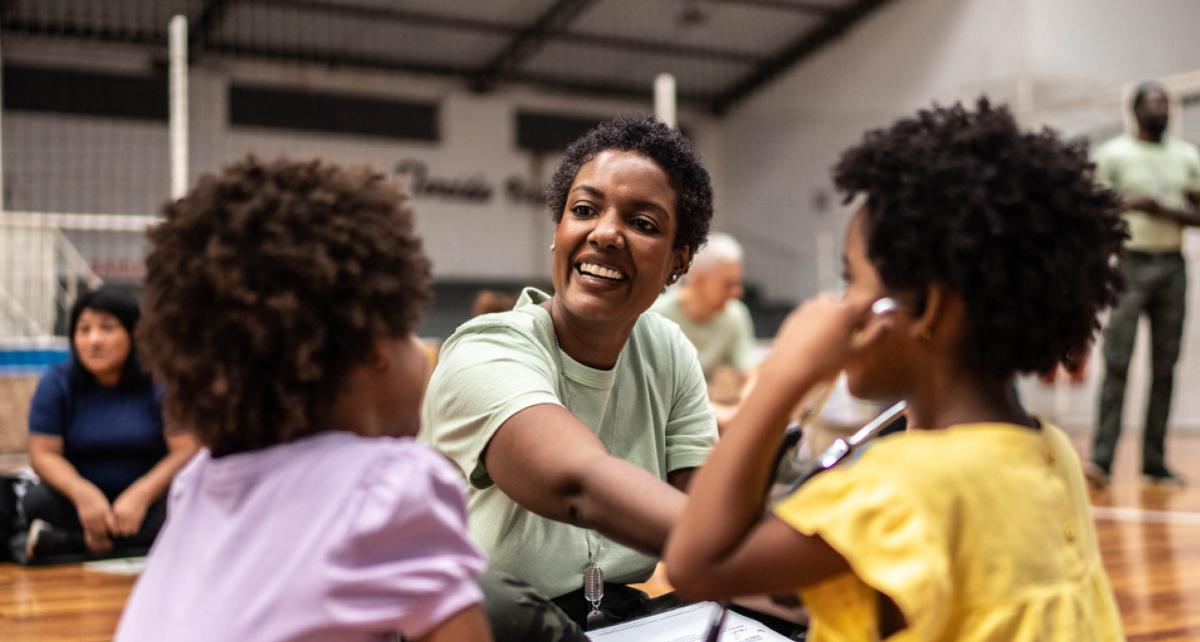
left=3, top=434, right=1200, bottom=641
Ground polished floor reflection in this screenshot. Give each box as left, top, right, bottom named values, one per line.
left=1081, top=434, right=1200, bottom=642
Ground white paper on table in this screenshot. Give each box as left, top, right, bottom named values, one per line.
left=82, top=556, right=146, bottom=575
left=586, top=602, right=793, bottom=641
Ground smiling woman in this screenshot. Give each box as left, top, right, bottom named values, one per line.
left=421, top=116, right=717, bottom=641
left=548, top=149, right=690, bottom=365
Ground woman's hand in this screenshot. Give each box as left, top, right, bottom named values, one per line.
left=111, top=488, right=151, bottom=537
left=84, top=530, right=114, bottom=553
left=73, top=483, right=115, bottom=551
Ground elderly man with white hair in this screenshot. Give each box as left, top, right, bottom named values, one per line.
left=651, top=232, right=756, bottom=385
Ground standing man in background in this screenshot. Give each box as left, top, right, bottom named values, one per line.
left=1089, top=81, right=1200, bottom=488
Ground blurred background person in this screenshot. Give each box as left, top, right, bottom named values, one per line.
left=651, top=232, right=755, bottom=384
left=22, top=286, right=197, bottom=562
left=1088, top=81, right=1200, bottom=489
left=471, top=290, right=519, bottom=318
left=652, top=232, right=756, bottom=428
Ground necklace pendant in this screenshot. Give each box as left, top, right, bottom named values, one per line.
left=584, top=562, right=605, bottom=629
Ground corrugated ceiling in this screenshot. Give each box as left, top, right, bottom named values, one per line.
left=1, top=0, right=893, bottom=115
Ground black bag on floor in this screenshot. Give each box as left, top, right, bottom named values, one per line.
left=1, top=474, right=33, bottom=562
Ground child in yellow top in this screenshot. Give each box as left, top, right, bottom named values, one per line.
left=665, top=99, right=1127, bottom=641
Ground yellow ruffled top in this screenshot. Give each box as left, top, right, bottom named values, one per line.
left=773, top=422, right=1124, bottom=642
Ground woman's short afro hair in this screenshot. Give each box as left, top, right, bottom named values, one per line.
left=138, top=157, right=431, bottom=456
left=545, top=115, right=714, bottom=252
left=834, top=98, right=1127, bottom=377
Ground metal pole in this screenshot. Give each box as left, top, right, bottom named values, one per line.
left=654, top=73, right=677, bottom=129
left=169, top=15, right=189, bottom=200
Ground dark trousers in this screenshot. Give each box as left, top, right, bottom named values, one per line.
left=1094, top=251, right=1188, bottom=472
left=21, top=481, right=167, bottom=558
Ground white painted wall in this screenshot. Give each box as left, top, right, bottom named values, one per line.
left=717, top=0, right=1200, bottom=431
left=1028, top=0, right=1200, bottom=85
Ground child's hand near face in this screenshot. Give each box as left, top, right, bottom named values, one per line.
left=758, top=293, right=893, bottom=392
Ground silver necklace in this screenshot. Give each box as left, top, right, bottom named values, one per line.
left=549, top=324, right=608, bottom=629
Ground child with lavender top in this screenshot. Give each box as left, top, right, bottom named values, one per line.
left=115, top=158, right=491, bottom=642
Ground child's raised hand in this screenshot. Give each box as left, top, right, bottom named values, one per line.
left=759, top=292, right=892, bottom=389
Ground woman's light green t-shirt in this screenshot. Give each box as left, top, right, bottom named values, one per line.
left=421, top=287, right=716, bottom=598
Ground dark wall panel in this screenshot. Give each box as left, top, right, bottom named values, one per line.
left=516, top=110, right=608, bottom=152
left=516, top=109, right=693, bottom=152
left=229, top=84, right=439, bottom=141
left=3, top=65, right=168, bottom=121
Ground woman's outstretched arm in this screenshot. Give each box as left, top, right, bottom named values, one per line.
left=484, top=403, right=687, bottom=556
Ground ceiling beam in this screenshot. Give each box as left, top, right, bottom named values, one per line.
left=208, top=42, right=478, bottom=80
left=702, top=0, right=841, bottom=14
left=246, top=0, right=517, bottom=36
left=209, top=41, right=711, bottom=105
left=255, top=0, right=760, bottom=63
left=0, top=18, right=166, bottom=47
left=471, top=0, right=596, bottom=92
left=556, top=30, right=760, bottom=64
left=244, top=0, right=759, bottom=63
left=5, top=0, right=761, bottom=69
left=0, top=16, right=715, bottom=106
left=708, top=0, right=894, bottom=115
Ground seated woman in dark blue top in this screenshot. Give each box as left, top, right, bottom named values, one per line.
left=23, top=286, right=198, bottom=562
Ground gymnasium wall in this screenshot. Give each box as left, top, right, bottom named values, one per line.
left=716, top=0, right=1200, bottom=431
left=2, top=37, right=723, bottom=286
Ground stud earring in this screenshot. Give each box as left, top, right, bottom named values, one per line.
left=550, top=243, right=556, bottom=253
